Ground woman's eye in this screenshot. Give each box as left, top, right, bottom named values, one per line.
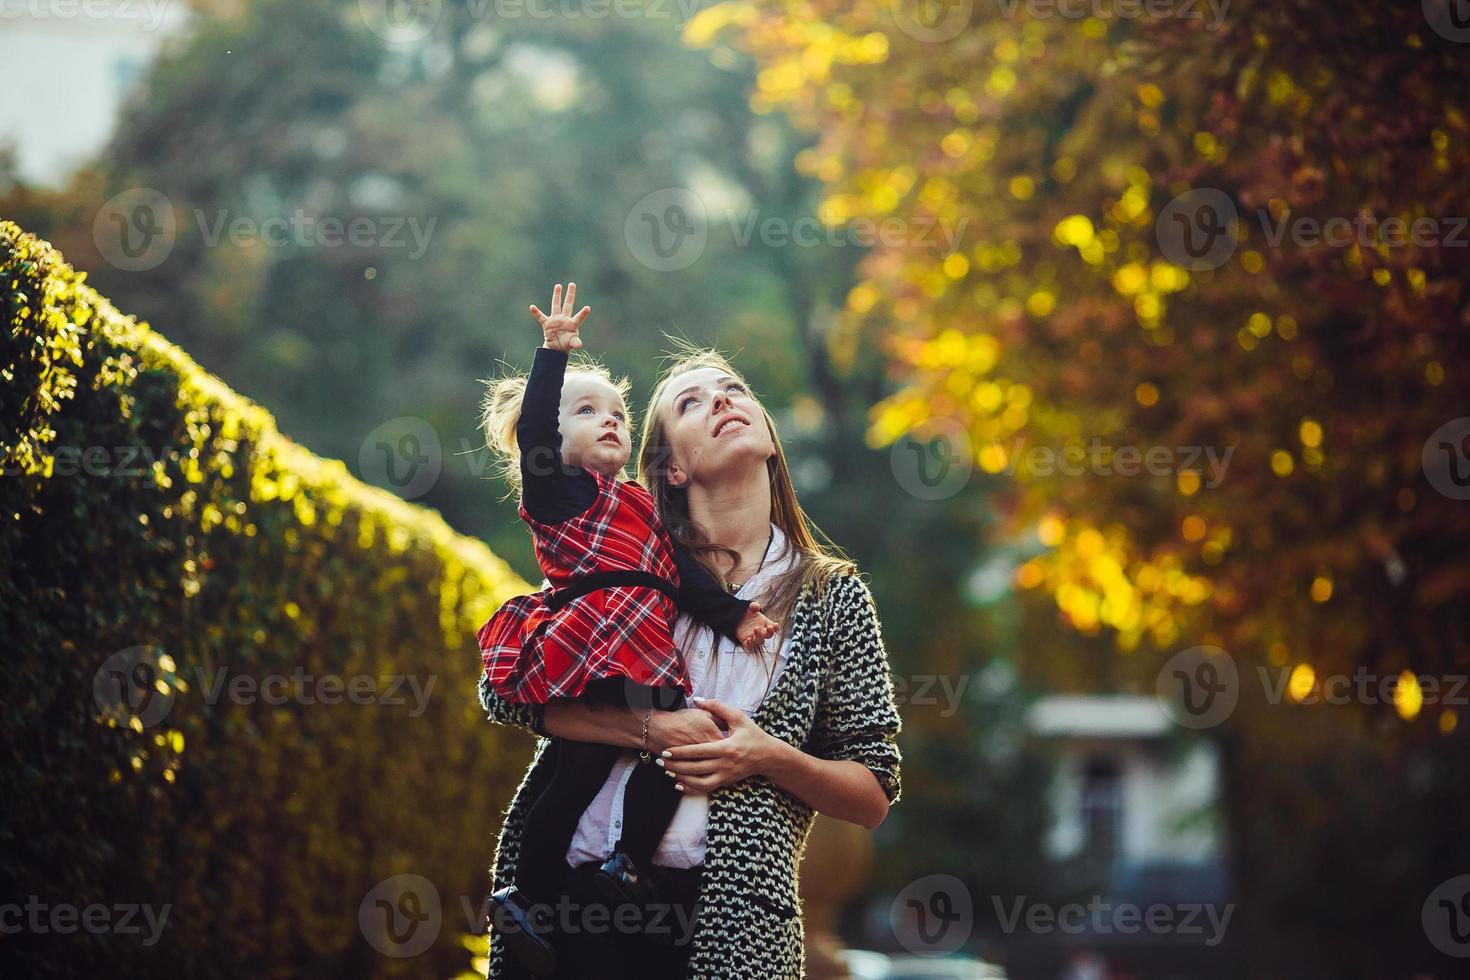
left=726, top=382, right=745, bottom=393
left=677, top=396, right=697, bottom=413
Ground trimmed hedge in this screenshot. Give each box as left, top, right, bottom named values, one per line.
left=0, top=221, right=532, bottom=977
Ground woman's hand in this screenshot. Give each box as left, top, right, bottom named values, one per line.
left=530, top=282, right=590, bottom=353
left=657, top=699, right=778, bottom=793
left=646, top=706, right=725, bottom=756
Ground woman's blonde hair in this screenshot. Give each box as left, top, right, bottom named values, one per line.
left=635, top=341, right=856, bottom=639
left=479, top=356, right=633, bottom=498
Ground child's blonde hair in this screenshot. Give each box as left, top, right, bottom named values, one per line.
left=479, top=355, right=635, bottom=497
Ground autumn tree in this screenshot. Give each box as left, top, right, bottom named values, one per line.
left=690, top=0, right=1470, bottom=972
left=690, top=0, right=1470, bottom=720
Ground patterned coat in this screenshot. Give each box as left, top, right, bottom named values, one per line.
left=477, top=571, right=904, bottom=979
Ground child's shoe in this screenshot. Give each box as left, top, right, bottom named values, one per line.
left=593, top=849, right=660, bottom=905
left=488, top=885, right=557, bottom=975
left=593, top=850, right=679, bottom=946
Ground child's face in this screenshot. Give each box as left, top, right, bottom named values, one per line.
left=559, top=374, right=631, bottom=476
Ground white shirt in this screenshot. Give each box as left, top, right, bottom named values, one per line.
left=565, top=522, right=796, bottom=870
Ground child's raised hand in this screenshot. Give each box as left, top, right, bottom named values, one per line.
left=735, top=602, right=781, bottom=653
left=530, top=282, right=590, bottom=353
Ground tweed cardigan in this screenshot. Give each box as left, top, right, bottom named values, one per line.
left=477, top=570, right=903, bottom=979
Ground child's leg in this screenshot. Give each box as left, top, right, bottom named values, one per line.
left=518, top=735, right=622, bottom=906
left=614, top=684, right=688, bottom=870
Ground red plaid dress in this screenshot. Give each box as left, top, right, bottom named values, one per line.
left=478, top=468, right=693, bottom=704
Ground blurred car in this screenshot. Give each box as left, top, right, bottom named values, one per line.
left=843, top=948, right=1007, bottom=980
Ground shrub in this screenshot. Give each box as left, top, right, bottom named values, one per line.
left=0, top=220, right=533, bottom=978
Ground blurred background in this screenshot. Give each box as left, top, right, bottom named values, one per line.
left=3, top=0, right=1468, bottom=977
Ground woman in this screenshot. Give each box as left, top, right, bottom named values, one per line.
left=478, top=347, right=903, bottom=979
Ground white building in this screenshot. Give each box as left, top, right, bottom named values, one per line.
left=1026, top=695, right=1225, bottom=884
left=0, top=3, right=194, bottom=187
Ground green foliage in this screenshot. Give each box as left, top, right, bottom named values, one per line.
left=0, top=221, right=533, bottom=977
left=25, top=0, right=862, bottom=577
left=703, top=0, right=1470, bottom=686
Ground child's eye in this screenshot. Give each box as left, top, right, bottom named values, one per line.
left=576, top=405, right=594, bottom=414
left=614, top=412, right=626, bottom=421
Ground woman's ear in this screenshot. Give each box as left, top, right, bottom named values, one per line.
left=665, top=461, right=689, bottom=488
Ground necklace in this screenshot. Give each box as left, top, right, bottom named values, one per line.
left=727, top=530, right=774, bottom=593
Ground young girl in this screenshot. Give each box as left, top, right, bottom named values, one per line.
left=477, top=283, right=779, bottom=975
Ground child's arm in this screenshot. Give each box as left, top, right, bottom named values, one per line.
left=518, top=283, right=597, bottom=524
left=672, top=546, right=781, bottom=652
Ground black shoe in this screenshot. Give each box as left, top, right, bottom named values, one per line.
left=593, top=849, right=660, bottom=905
left=593, top=851, right=677, bottom=946
left=488, top=885, right=557, bottom=976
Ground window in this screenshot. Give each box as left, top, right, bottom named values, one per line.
left=1080, top=754, right=1122, bottom=872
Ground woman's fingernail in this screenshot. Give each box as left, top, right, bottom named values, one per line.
left=675, top=784, right=686, bottom=792
left=661, top=750, right=672, bottom=758
left=655, top=758, right=665, bottom=767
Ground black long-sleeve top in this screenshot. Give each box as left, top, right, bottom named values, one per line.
left=515, top=346, right=753, bottom=643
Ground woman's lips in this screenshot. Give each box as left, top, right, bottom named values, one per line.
left=712, top=415, right=750, bottom=437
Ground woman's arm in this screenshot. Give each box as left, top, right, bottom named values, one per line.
left=801, top=574, right=903, bottom=806
left=478, top=672, right=725, bottom=752
left=477, top=672, right=549, bottom=737
left=542, top=699, right=726, bottom=752
left=762, top=733, right=892, bottom=829
left=664, top=699, right=892, bottom=828
left=658, top=573, right=903, bottom=829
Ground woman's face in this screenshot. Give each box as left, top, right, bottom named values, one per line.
left=657, top=366, right=775, bottom=488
